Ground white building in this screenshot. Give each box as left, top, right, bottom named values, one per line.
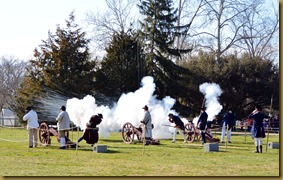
left=0, top=108, right=19, bottom=126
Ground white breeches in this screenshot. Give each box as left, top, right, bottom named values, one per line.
left=221, top=122, right=231, bottom=141
left=254, top=137, right=263, bottom=146
left=173, top=128, right=186, bottom=141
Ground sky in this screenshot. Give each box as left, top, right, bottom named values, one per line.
left=0, top=0, right=279, bottom=62
left=0, top=0, right=108, bottom=61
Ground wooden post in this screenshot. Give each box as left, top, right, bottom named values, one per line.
left=244, top=121, right=247, bottom=143
left=76, top=126, right=79, bottom=156
left=71, top=123, right=73, bottom=141
left=225, top=125, right=228, bottom=151
left=266, top=95, right=273, bottom=153
left=201, top=98, right=206, bottom=109
left=142, top=125, right=146, bottom=155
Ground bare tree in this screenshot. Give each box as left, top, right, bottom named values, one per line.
left=175, top=0, right=207, bottom=62
left=238, top=0, right=279, bottom=62
left=84, top=0, right=278, bottom=64
left=85, top=0, right=138, bottom=56
left=192, top=0, right=255, bottom=61
left=178, top=0, right=278, bottom=63
left=0, top=56, right=27, bottom=110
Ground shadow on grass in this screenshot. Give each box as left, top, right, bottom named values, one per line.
left=76, top=148, right=120, bottom=154
left=99, top=139, right=124, bottom=143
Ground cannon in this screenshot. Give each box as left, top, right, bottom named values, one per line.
left=184, top=122, right=220, bottom=143
left=121, top=122, right=160, bottom=145
left=38, top=122, right=77, bottom=148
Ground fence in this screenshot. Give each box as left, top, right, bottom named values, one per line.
left=0, top=117, right=20, bottom=127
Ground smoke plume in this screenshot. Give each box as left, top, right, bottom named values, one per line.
left=67, top=76, right=179, bottom=139
left=199, top=82, right=223, bottom=121
left=38, top=78, right=224, bottom=140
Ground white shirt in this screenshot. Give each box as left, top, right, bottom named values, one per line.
left=23, top=110, right=39, bottom=130
left=56, top=111, right=71, bottom=131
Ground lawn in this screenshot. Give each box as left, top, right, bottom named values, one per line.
left=0, top=126, right=279, bottom=177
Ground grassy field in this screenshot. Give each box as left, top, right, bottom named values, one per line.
left=0, top=126, right=279, bottom=176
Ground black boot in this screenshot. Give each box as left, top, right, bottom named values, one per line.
left=254, top=146, right=259, bottom=153
left=145, top=137, right=150, bottom=145
left=259, top=145, right=262, bottom=153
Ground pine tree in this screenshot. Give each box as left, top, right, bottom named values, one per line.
left=95, top=31, right=145, bottom=97
left=13, top=12, right=97, bottom=120
left=138, top=0, right=193, bottom=115
left=31, top=11, right=96, bottom=97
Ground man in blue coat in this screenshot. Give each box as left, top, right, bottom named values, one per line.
left=248, top=105, right=270, bottom=153
left=197, top=107, right=208, bottom=145
left=221, top=109, right=235, bottom=143
left=168, top=113, right=188, bottom=143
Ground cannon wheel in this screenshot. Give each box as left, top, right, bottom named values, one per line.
left=122, top=122, right=135, bottom=144
left=184, top=123, right=197, bottom=142
left=38, top=122, right=50, bottom=146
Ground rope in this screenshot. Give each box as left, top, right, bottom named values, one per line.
left=0, top=124, right=25, bottom=129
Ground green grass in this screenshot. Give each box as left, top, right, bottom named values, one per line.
left=0, top=127, right=279, bottom=176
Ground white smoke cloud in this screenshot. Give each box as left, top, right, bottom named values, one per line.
left=66, top=76, right=181, bottom=140
left=199, top=82, right=223, bottom=121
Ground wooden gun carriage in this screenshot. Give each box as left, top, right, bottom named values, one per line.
left=184, top=121, right=220, bottom=143
left=121, top=122, right=160, bottom=145
left=38, top=122, right=77, bottom=148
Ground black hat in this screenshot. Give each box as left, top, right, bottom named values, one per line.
left=98, top=113, right=103, bottom=119
left=142, top=105, right=148, bottom=110
left=26, top=106, right=32, bottom=112
left=255, top=105, right=262, bottom=111
left=168, top=113, right=173, bottom=117
left=60, top=106, right=66, bottom=111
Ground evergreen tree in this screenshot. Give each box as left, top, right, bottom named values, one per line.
left=181, top=51, right=279, bottom=118
left=13, top=12, right=97, bottom=121
left=31, top=11, right=96, bottom=97
left=138, top=0, right=193, bottom=116
left=95, top=31, right=145, bottom=97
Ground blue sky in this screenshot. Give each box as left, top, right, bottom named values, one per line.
left=0, top=0, right=107, bottom=60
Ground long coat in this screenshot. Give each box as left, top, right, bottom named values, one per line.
left=222, top=112, right=235, bottom=130
left=248, top=111, right=269, bottom=138
left=170, top=115, right=185, bottom=131
left=142, top=111, right=152, bottom=138
left=197, top=111, right=208, bottom=130
left=83, top=115, right=102, bottom=144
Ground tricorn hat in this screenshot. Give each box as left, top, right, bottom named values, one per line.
left=25, top=106, right=32, bottom=112
left=98, top=113, right=103, bottom=119
left=142, top=105, right=148, bottom=110
left=60, top=106, right=66, bottom=111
